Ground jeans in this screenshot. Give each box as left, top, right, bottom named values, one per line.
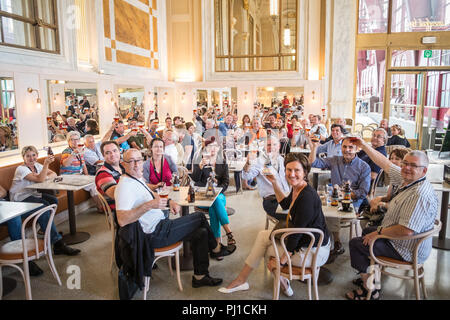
left=207, top=193, right=229, bottom=239
left=349, top=226, right=404, bottom=274
left=150, top=212, right=217, bottom=275
left=262, top=198, right=288, bottom=221
left=7, top=194, right=62, bottom=244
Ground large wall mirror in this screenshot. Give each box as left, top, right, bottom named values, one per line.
left=115, top=86, right=146, bottom=123
left=256, top=86, right=304, bottom=108
left=0, top=77, right=18, bottom=152
left=46, top=80, right=98, bottom=143
left=215, top=0, right=297, bottom=72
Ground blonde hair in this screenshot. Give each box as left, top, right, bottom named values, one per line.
left=21, top=145, right=38, bottom=158
left=391, top=124, right=405, bottom=136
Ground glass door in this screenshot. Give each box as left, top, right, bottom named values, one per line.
left=386, top=72, right=424, bottom=149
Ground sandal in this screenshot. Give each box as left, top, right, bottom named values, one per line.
left=345, top=287, right=380, bottom=300
left=210, top=243, right=236, bottom=261
left=226, top=232, right=236, bottom=246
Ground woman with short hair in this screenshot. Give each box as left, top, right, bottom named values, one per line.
left=143, top=138, right=177, bottom=190
left=386, top=124, right=410, bottom=147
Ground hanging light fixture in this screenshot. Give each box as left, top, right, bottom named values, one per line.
left=270, top=0, right=278, bottom=16
left=283, top=0, right=291, bottom=47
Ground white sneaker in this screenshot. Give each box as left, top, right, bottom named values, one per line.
left=282, top=279, right=294, bottom=297
left=218, top=282, right=250, bottom=294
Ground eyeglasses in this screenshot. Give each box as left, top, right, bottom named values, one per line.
left=401, top=161, right=424, bottom=169
left=124, top=158, right=143, bottom=165
left=372, top=134, right=385, bottom=139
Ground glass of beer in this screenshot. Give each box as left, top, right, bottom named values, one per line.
left=132, top=127, right=138, bottom=133
left=46, top=116, right=52, bottom=123
left=77, top=141, right=84, bottom=151
left=114, top=115, right=119, bottom=123
left=138, top=123, right=144, bottom=129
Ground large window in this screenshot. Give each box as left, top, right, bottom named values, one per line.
left=0, top=77, right=18, bottom=152
left=0, top=0, right=59, bottom=53
left=214, top=0, right=297, bottom=72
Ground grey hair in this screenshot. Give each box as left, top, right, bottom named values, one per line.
left=407, top=150, right=429, bottom=168
left=373, top=128, right=388, bottom=143
left=84, top=134, right=94, bottom=140
left=67, top=131, right=80, bottom=141
left=21, top=145, right=38, bottom=157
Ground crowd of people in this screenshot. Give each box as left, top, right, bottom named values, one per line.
left=0, top=96, right=439, bottom=300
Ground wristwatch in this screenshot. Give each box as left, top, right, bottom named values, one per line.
left=377, top=226, right=383, bottom=235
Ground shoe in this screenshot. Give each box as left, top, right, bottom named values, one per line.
left=53, top=240, right=81, bottom=256
left=210, top=243, right=236, bottom=260
left=192, top=274, right=223, bottom=288
left=218, top=282, right=249, bottom=294
left=325, top=251, right=339, bottom=265
left=28, top=261, right=43, bottom=277
left=332, top=241, right=345, bottom=255
left=282, top=279, right=294, bottom=297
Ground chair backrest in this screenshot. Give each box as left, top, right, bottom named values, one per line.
left=21, top=204, right=58, bottom=261
left=362, top=127, right=374, bottom=139
left=367, top=123, right=379, bottom=129
left=97, top=193, right=116, bottom=231
left=279, top=137, right=290, bottom=156
left=369, top=219, right=442, bottom=267
left=177, top=166, right=191, bottom=187
left=354, top=123, right=364, bottom=133
left=270, top=228, right=324, bottom=280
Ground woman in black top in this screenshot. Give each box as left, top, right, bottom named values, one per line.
left=192, top=137, right=236, bottom=258
left=218, top=153, right=330, bottom=296
left=387, top=124, right=410, bottom=147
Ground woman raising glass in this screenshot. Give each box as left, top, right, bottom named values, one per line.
left=143, top=138, right=177, bottom=191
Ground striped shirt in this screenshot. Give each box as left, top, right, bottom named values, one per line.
left=60, top=147, right=84, bottom=175
left=95, top=163, right=123, bottom=211
left=381, top=164, right=438, bottom=264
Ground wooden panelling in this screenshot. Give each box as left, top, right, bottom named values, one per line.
left=105, top=47, right=112, bottom=61
left=152, top=0, right=157, bottom=10
left=114, top=0, right=150, bottom=50
left=139, top=0, right=149, bottom=5
left=153, top=16, right=158, bottom=52
left=172, top=0, right=189, bottom=15
left=103, top=0, right=110, bottom=38
left=116, top=50, right=151, bottom=68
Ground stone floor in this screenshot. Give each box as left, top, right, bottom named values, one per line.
left=2, top=188, right=450, bottom=300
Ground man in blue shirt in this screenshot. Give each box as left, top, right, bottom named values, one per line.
left=218, top=114, right=235, bottom=136
left=315, top=124, right=344, bottom=158
left=110, top=120, right=136, bottom=153
left=309, top=137, right=371, bottom=263
left=357, top=128, right=387, bottom=181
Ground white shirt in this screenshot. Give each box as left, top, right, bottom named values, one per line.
left=164, top=144, right=178, bottom=165
left=9, top=163, right=44, bottom=202
left=114, top=175, right=165, bottom=234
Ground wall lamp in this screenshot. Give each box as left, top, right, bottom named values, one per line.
left=27, top=87, right=41, bottom=109
left=53, top=92, right=59, bottom=103
left=163, top=92, right=168, bottom=103
left=312, top=91, right=316, bottom=101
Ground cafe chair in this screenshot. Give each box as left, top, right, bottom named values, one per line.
left=279, top=137, right=290, bottom=156
left=270, top=228, right=324, bottom=300
left=362, top=127, right=374, bottom=140
left=0, top=205, right=61, bottom=300
left=177, top=166, right=191, bottom=186
left=366, top=219, right=441, bottom=300
left=265, top=214, right=279, bottom=230
left=354, top=123, right=364, bottom=134
left=97, top=193, right=117, bottom=272
left=143, top=241, right=183, bottom=300
left=367, top=123, right=379, bottom=130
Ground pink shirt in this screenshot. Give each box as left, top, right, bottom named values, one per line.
left=148, top=158, right=173, bottom=186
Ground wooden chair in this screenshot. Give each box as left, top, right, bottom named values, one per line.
left=366, top=219, right=442, bottom=300
left=265, top=214, right=279, bottom=230
left=270, top=228, right=325, bottom=300
left=97, top=193, right=117, bottom=272
left=143, top=241, right=183, bottom=300
left=354, top=123, right=364, bottom=133
left=367, top=123, right=379, bottom=130
left=0, top=205, right=61, bottom=300
left=362, top=127, right=375, bottom=140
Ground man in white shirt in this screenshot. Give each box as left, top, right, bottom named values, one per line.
left=242, top=137, right=290, bottom=221
left=310, top=115, right=328, bottom=141
left=163, top=129, right=179, bottom=164
left=115, top=149, right=230, bottom=291
left=83, top=134, right=104, bottom=175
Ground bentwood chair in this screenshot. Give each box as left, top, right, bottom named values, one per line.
left=270, top=228, right=325, bottom=300
left=97, top=193, right=117, bottom=272
left=0, top=205, right=61, bottom=300
left=143, top=241, right=183, bottom=300
left=366, top=220, right=441, bottom=300
left=354, top=123, right=364, bottom=134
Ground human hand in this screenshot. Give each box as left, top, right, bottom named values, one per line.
left=44, top=155, right=55, bottom=166
left=148, top=193, right=168, bottom=210
left=362, top=231, right=379, bottom=246
left=169, top=200, right=181, bottom=215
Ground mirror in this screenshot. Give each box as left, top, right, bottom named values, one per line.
left=116, top=86, right=146, bottom=123
left=46, top=80, right=98, bottom=143
left=0, top=77, right=18, bottom=152
left=256, top=86, right=304, bottom=109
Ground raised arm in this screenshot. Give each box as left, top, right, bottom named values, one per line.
left=354, top=138, right=391, bottom=173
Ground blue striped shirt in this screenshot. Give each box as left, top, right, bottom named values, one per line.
left=316, top=139, right=342, bottom=158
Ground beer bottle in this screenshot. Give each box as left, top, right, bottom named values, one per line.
left=188, top=183, right=195, bottom=203
left=331, top=185, right=339, bottom=207
left=173, top=174, right=180, bottom=191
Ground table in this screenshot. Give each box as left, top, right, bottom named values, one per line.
left=0, top=201, right=43, bottom=297
left=26, top=175, right=95, bottom=245
left=168, top=186, right=222, bottom=270
left=290, top=147, right=311, bottom=154
left=310, top=167, right=331, bottom=190
left=320, top=203, right=357, bottom=285
left=431, top=182, right=450, bottom=250
left=228, top=160, right=246, bottom=193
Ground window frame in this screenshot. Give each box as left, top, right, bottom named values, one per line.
left=214, top=0, right=298, bottom=72
left=0, top=0, right=59, bottom=54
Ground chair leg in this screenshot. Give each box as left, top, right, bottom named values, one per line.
left=273, top=274, right=280, bottom=300
left=420, top=267, right=427, bottom=299
left=307, top=278, right=312, bottom=300
left=111, top=230, right=115, bottom=273
left=265, top=216, right=269, bottom=230
left=143, top=276, right=149, bottom=300
left=22, top=261, right=32, bottom=300
left=413, top=266, right=421, bottom=300
left=175, top=250, right=183, bottom=292
left=168, top=256, right=174, bottom=276
left=45, top=252, right=62, bottom=286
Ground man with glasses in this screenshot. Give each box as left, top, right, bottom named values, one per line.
left=309, top=137, right=371, bottom=263
left=345, top=138, right=438, bottom=300
left=115, top=149, right=229, bottom=297
left=358, top=128, right=387, bottom=180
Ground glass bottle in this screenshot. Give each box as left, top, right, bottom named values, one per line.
left=173, top=174, right=180, bottom=191
left=331, top=185, right=339, bottom=206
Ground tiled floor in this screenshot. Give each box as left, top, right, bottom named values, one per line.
left=2, top=188, right=450, bottom=300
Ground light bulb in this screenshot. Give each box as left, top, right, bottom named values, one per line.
left=283, top=26, right=291, bottom=46
left=270, top=0, right=278, bottom=16
left=36, top=98, right=41, bottom=109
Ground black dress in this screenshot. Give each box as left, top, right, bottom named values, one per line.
left=279, top=185, right=330, bottom=252
left=192, top=163, right=229, bottom=193
left=387, top=135, right=410, bottom=148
